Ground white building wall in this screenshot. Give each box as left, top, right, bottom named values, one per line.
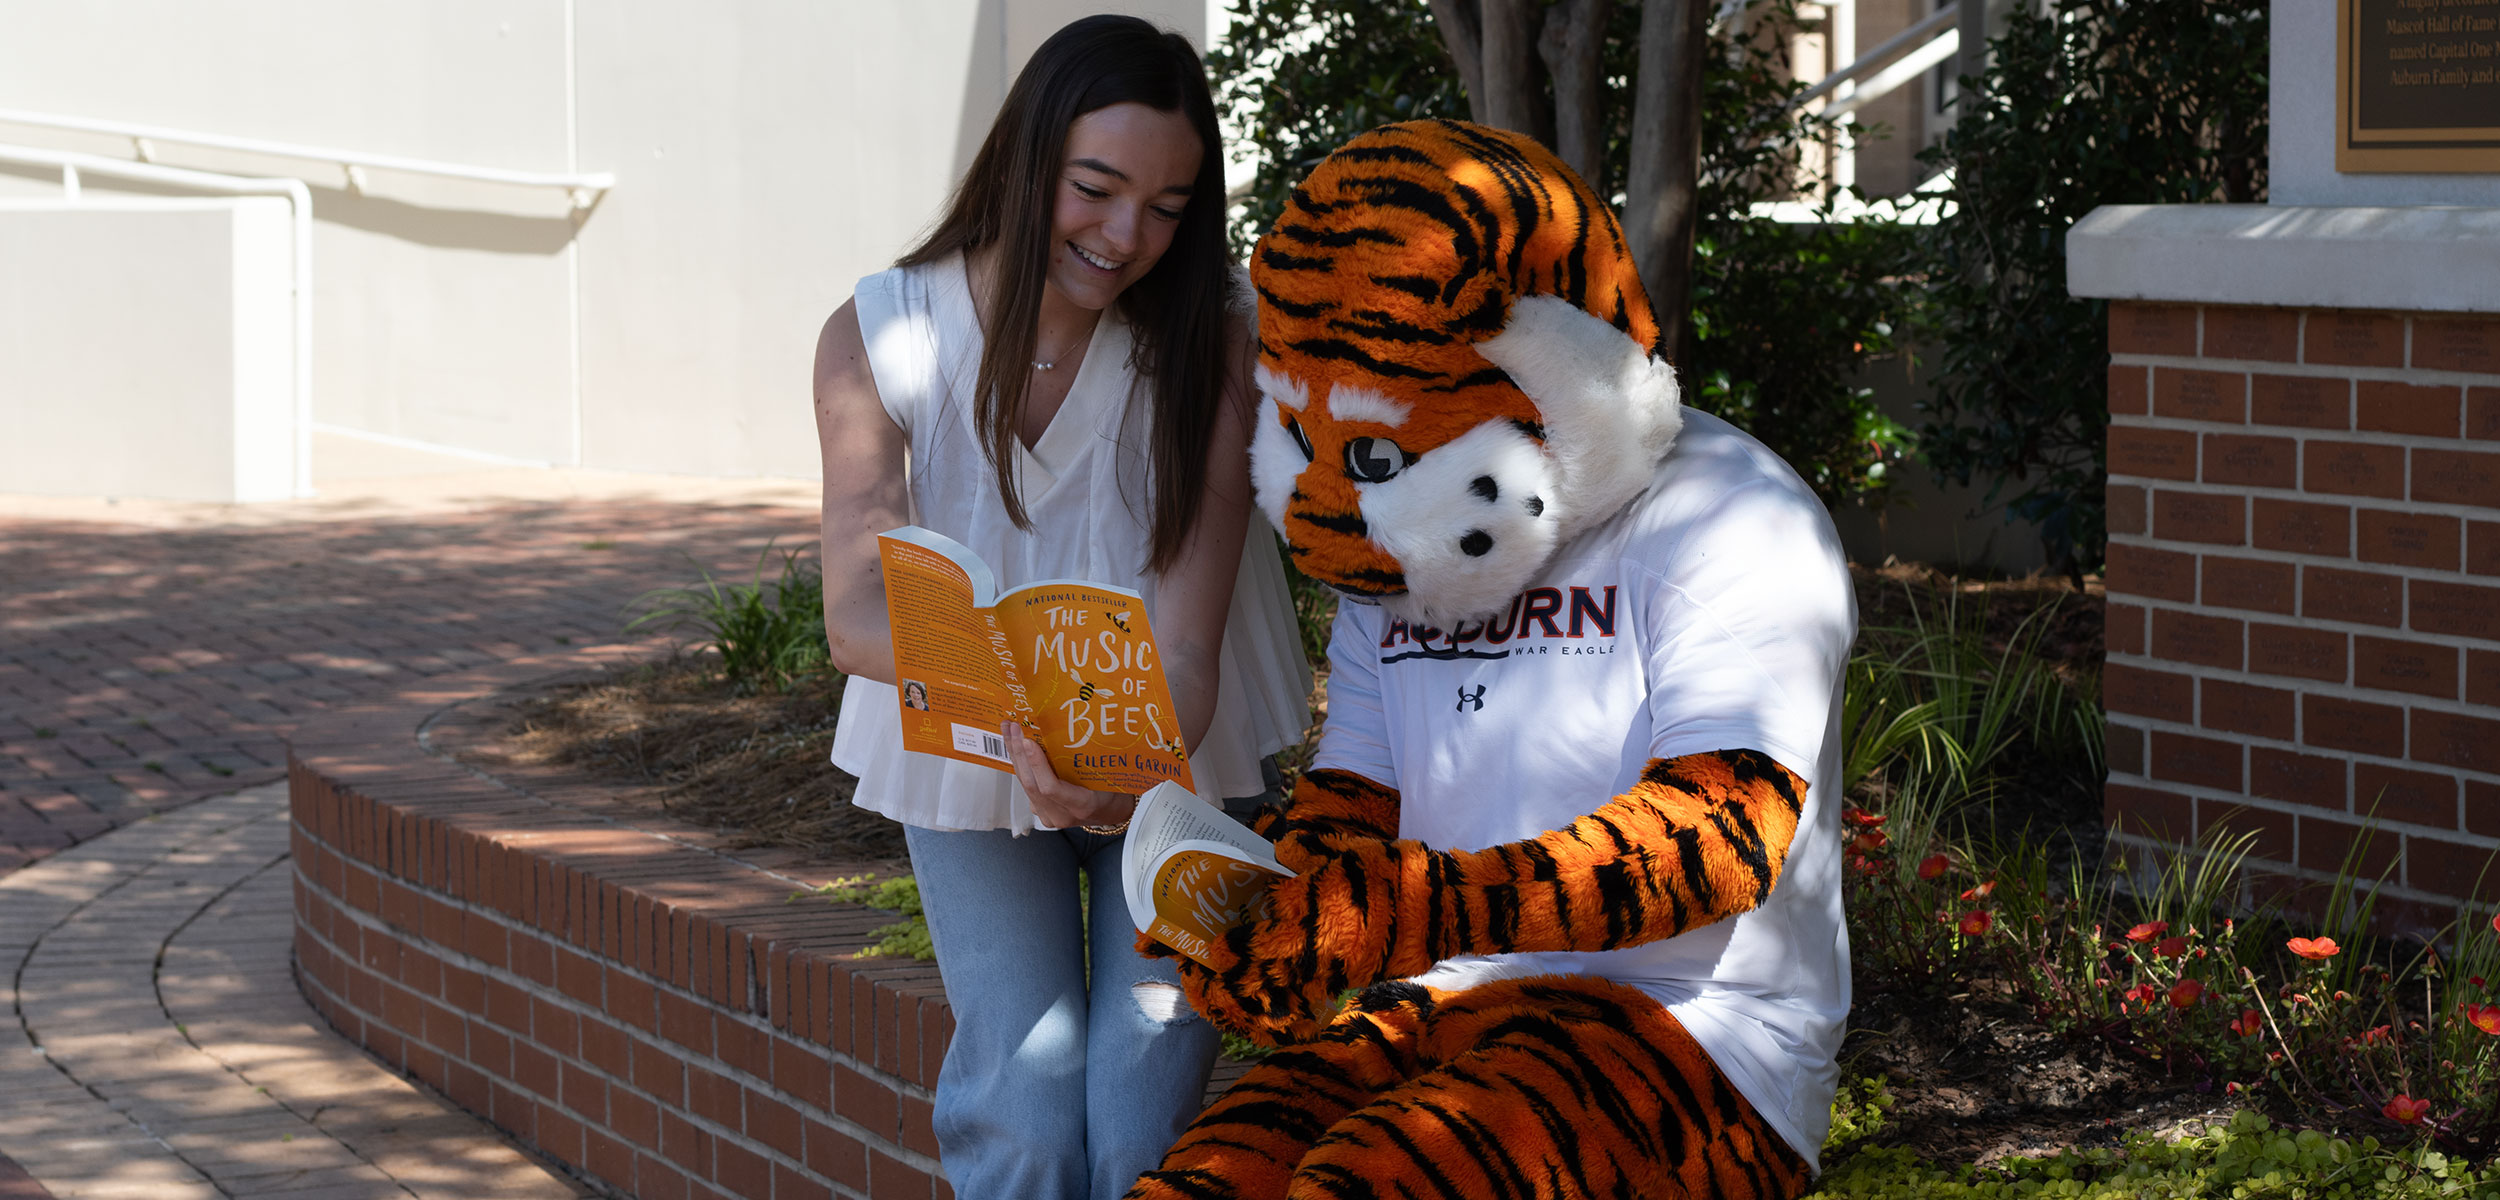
left=0, top=199, right=293, bottom=502
left=0, top=0, right=1204, bottom=492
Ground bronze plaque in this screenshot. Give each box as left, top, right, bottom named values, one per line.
left=2338, top=0, right=2500, bottom=172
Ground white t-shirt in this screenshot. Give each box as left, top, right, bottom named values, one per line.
left=1312, top=410, right=1855, bottom=1168
left=831, top=254, right=1312, bottom=832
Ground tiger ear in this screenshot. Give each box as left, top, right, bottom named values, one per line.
left=1473, top=294, right=1682, bottom=542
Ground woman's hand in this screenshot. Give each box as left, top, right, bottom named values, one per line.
left=1002, top=722, right=1136, bottom=831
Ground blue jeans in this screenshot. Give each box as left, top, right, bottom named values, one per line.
left=905, top=823, right=1220, bottom=1200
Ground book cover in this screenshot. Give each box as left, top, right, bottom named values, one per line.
left=877, top=526, right=1195, bottom=795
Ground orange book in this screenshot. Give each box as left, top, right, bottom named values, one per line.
left=1121, top=781, right=1290, bottom=967
left=876, top=526, right=1194, bottom=795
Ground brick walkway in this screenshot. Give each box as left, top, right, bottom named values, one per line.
left=0, top=472, right=819, bottom=1196
left=0, top=483, right=819, bottom=875
left=0, top=783, right=598, bottom=1199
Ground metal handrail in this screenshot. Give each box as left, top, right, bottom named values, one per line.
left=1790, top=3, right=1959, bottom=110
left=0, top=142, right=314, bottom=498
left=1823, top=26, right=1958, bottom=119
left=0, top=108, right=613, bottom=206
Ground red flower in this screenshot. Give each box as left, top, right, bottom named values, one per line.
left=2168, top=979, right=2205, bottom=1009
left=2361, top=1025, right=2392, bottom=1046
left=2491, top=912, right=2499, bottom=936
left=1852, top=829, right=1890, bottom=854
left=1958, top=911, right=1993, bottom=936
left=2124, top=983, right=2157, bottom=1007
left=2155, top=936, right=2189, bottom=959
left=2287, top=936, right=2340, bottom=960
left=2383, top=1095, right=2431, bottom=1125
left=2228, top=1009, right=2263, bottom=1037
left=2127, top=922, right=2169, bottom=943
left=1917, top=854, right=1951, bottom=880
left=2464, top=1004, right=2500, bottom=1036
left=1844, top=807, right=1886, bottom=828
left=1961, top=881, right=1996, bottom=901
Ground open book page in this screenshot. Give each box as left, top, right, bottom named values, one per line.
left=1122, top=782, right=1288, bottom=967
left=877, top=526, right=1193, bottom=794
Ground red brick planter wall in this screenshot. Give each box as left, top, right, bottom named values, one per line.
left=285, top=662, right=954, bottom=1200
left=2104, top=301, right=2500, bottom=932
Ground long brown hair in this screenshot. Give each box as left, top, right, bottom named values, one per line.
left=898, top=14, right=1228, bottom=574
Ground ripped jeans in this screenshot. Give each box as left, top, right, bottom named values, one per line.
left=904, top=822, right=1220, bottom=1200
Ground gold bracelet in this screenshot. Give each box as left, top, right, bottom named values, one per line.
left=1082, top=819, right=1130, bottom=836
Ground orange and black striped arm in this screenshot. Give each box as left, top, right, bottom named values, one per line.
left=1163, top=748, right=1806, bottom=1043
left=1250, top=768, right=1404, bottom=852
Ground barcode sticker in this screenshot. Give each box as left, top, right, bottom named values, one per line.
left=951, top=724, right=1009, bottom=762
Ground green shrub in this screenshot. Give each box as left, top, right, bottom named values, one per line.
left=627, top=544, right=830, bottom=693
left=1905, top=0, right=2268, bottom=573
left=1689, top=217, right=1914, bottom=509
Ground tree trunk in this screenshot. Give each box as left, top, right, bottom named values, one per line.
left=1479, top=0, right=1555, bottom=147
left=1540, top=0, right=1616, bottom=193
left=1429, top=0, right=1554, bottom=147
left=1625, top=0, right=1709, bottom=366
left=1428, top=0, right=1490, bottom=124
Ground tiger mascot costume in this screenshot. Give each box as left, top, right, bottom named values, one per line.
left=1126, top=119, right=1856, bottom=1200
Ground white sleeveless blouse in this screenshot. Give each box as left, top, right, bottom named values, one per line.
left=830, top=254, right=1312, bottom=833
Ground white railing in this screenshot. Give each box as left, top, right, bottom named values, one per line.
left=1750, top=1, right=1961, bottom=222
left=0, top=110, right=614, bottom=497
left=0, top=108, right=614, bottom=209
left=0, top=142, right=316, bottom=497
left=1791, top=3, right=1961, bottom=118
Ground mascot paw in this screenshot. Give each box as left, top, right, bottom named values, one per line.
left=1133, top=862, right=1378, bottom=1046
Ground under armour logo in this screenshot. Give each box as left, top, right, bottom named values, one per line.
left=1456, top=685, right=1485, bottom=712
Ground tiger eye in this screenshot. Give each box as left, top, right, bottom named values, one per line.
left=1345, top=437, right=1408, bottom=483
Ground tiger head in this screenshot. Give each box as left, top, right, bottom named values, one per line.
left=1249, top=119, right=1683, bottom=629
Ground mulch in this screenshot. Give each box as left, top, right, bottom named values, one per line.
left=478, top=657, right=904, bottom=862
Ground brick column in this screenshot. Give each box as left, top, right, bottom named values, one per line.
left=2103, top=301, right=2499, bottom=933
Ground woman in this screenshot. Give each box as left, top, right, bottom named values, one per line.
left=810, top=15, right=1309, bottom=1200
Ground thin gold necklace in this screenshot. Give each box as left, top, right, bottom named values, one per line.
left=1033, top=331, right=1081, bottom=372
left=1032, top=319, right=1098, bottom=372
